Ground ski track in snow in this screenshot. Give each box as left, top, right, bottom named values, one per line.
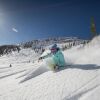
left=63, top=71, right=100, bottom=100
left=0, top=63, right=100, bottom=100
left=0, top=67, right=99, bottom=100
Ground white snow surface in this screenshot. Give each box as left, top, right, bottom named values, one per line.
left=0, top=36, right=100, bottom=100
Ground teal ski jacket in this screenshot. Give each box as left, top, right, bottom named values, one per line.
left=52, top=50, right=66, bottom=67
left=39, top=50, right=66, bottom=67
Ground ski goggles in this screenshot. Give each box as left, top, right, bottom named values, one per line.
left=51, top=48, right=57, bottom=52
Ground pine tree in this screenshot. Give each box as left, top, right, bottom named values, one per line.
left=91, top=17, right=97, bottom=39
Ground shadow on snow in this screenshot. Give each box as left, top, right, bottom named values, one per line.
left=19, top=64, right=100, bottom=83
left=59, top=64, right=100, bottom=71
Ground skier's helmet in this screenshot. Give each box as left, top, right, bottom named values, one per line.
left=51, top=44, right=58, bottom=53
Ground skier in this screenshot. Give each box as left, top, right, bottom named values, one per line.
left=38, top=44, right=66, bottom=70
left=50, top=44, right=66, bottom=70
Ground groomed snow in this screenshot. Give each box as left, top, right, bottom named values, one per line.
left=0, top=36, right=100, bottom=100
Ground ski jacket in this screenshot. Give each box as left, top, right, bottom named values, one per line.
left=39, top=50, right=66, bottom=67
left=52, top=50, right=65, bottom=67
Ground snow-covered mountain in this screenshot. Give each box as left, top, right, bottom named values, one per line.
left=0, top=36, right=100, bottom=100
left=19, top=37, right=89, bottom=49
left=0, top=37, right=89, bottom=56
left=0, top=45, right=20, bottom=56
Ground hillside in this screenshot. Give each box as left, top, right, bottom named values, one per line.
left=0, top=36, right=99, bottom=100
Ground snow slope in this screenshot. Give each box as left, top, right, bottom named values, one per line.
left=0, top=36, right=100, bottom=100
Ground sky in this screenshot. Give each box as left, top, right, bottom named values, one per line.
left=0, top=0, right=100, bottom=45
